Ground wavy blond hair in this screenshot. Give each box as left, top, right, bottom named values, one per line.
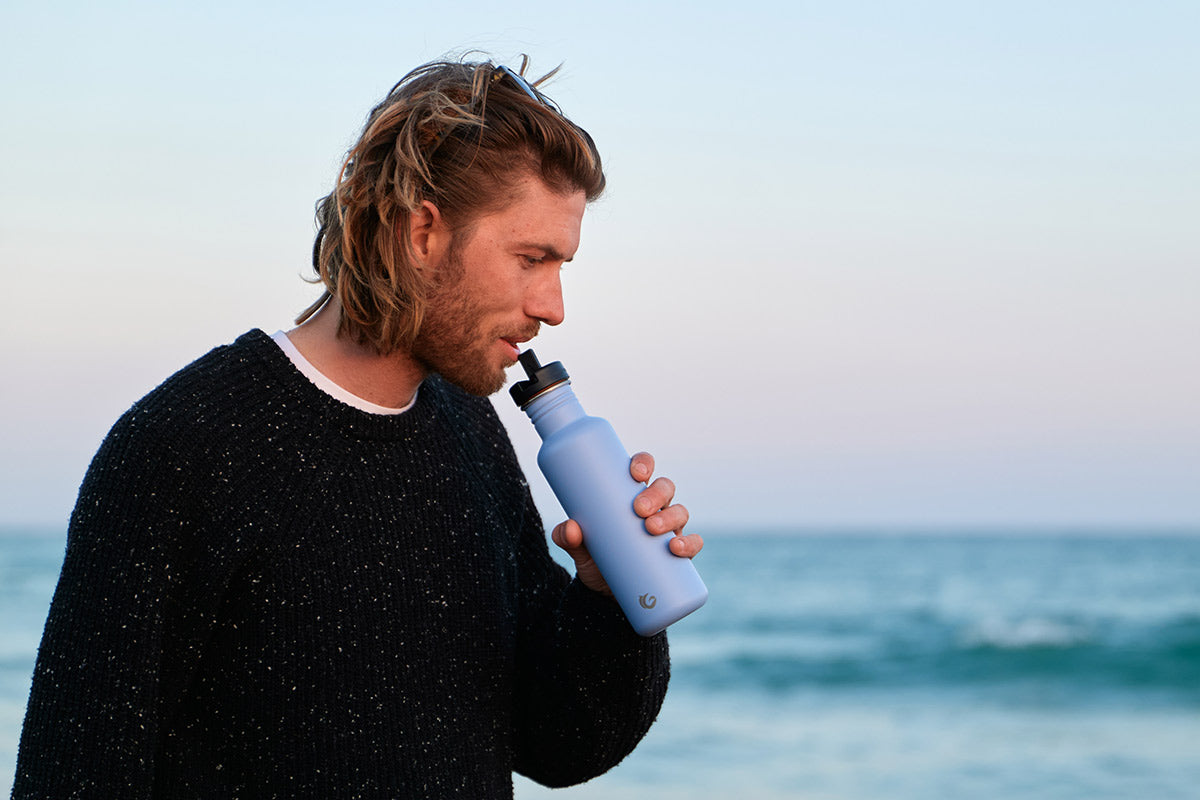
left=299, top=57, right=606, bottom=355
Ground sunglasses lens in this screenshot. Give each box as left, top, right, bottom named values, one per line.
left=496, top=65, right=546, bottom=106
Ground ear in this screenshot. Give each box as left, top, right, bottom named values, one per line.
left=407, top=200, right=451, bottom=269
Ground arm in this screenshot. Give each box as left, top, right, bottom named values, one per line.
left=510, top=516, right=669, bottom=788
left=11, top=411, right=228, bottom=799
left=439, top=389, right=687, bottom=786
left=512, top=453, right=701, bottom=788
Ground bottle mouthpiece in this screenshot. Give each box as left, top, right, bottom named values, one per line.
left=509, top=349, right=570, bottom=408
left=518, top=350, right=542, bottom=376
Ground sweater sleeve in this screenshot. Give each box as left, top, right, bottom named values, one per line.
left=510, top=490, right=671, bottom=788
left=401, top=381, right=672, bottom=788
left=11, top=406, right=237, bottom=799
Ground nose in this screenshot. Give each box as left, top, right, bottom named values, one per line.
left=526, top=270, right=565, bottom=327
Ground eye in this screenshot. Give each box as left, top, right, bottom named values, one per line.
left=521, top=254, right=545, bottom=267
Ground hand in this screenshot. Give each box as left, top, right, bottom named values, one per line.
left=551, top=451, right=704, bottom=595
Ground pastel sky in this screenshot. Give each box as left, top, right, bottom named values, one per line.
left=1, top=0, right=1197, bottom=531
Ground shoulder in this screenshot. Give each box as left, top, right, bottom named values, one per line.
left=125, top=330, right=285, bottom=427
left=423, top=375, right=530, bottom=488
left=96, top=330, right=307, bottom=476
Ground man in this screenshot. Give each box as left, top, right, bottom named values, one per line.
left=13, top=58, right=702, bottom=798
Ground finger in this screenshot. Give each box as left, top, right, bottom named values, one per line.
left=668, top=532, right=704, bottom=559
left=551, top=519, right=585, bottom=554
left=645, top=503, right=689, bottom=536
left=630, top=451, right=655, bottom=484
left=551, top=520, right=612, bottom=595
left=635, top=477, right=677, bottom=517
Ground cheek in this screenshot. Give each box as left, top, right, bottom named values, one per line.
left=490, top=272, right=533, bottom=309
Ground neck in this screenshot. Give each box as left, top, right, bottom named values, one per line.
left=286, top=297, right=426, bottom=408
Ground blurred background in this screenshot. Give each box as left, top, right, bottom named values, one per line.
left=2, top=1, right=1197, bottom=797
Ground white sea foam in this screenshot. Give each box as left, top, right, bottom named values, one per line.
left=960, top=617, right=1093, bottom=649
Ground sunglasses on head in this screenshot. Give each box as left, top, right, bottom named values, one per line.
left=492, top=64, right=551, bottom=107
left=428, top=63, right=556, bottom=155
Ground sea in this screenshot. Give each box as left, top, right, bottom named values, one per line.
left=3, top=527, right=1199, bottom=799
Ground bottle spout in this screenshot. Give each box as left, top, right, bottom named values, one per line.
left=509, top=349, right=571, bottom=409
left=518, top=349, right=542, bottom=377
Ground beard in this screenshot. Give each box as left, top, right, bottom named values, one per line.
left=410, top=250, right=538, bottom=397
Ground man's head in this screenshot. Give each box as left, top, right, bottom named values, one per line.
left=408, top=172, right=586, bottom=396
left=301, top=57, right=606, bottom=357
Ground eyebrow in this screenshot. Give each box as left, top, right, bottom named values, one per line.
left=519, top=242, right=574, bottom=263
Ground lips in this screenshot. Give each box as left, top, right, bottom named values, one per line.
left=500, top=326, right=540, bottom=358
left=500, top=335, right=531, bottom=361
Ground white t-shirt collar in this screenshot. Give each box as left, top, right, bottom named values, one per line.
left=270, top=329, right=418, bottom=416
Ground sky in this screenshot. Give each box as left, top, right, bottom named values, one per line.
left=1, top=0, right=1197, bottom=531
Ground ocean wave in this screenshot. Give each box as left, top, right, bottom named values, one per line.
left=673, top=613, right=1200, bottom=699
left=959, top=617, right=1095, bottom=649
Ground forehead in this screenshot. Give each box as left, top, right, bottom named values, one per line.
left=470, top=174, right=587, bottom=257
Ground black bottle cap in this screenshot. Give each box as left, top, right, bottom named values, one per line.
left=509, top=350, right=570, bottom=408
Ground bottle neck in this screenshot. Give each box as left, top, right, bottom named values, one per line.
left=523, top=381, right=585, bottom=439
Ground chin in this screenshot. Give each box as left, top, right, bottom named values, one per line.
left=439, top=364, right=509, bottom=397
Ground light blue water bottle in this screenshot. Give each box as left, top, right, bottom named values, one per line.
left=510, top=350, right=708, bottom=636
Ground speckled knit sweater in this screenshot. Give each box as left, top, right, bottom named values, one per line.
left=13, top=329, right=669, bottom=799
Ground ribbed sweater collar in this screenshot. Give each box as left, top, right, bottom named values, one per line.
left=235, top=328, right=448, bottom=442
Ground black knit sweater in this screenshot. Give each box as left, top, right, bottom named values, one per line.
left=13, top=330, right=669, bottom=799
